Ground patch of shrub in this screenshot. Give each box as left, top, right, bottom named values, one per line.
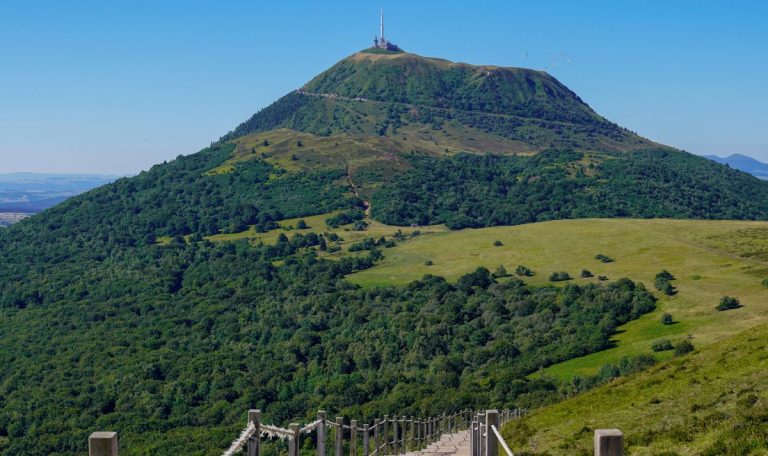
left=674, top=340, right=695, bottom=356
left=492, top=265, right=510, bottom=278
left=296, top=219, right=308, bottom=229
left=595, top=254, right=614, bottom=263
left=493, top=240, right=503, bottom=246
left=515, top=265, right=534, bottom=277
left=655, top=270, right=677, bottom=296
left=716, top=296, right=742, bottom=311
left=661, top=313, right=674, bottom=325
left=598, top=275, right=608, bottom=281
left=580, top=269, right=593, bottom=278
left=326, top=209, right=365, bottom=228
left=651, top=339, right=674, bottom=352
left=424, top=259, right=433, bottom=266
left=549, top=271, right=572, bottom=282
left=762, top=278, right=768, bottom=288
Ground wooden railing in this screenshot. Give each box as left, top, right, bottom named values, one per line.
left=88, top=409, right=625, bottom=456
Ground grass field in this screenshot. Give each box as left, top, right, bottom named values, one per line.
left=346, top=218, right=768, bottom=379
left=500, top=322, right=768, bottom=455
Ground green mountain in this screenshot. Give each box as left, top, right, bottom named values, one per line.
left=1, top=50, right=768, bottom=455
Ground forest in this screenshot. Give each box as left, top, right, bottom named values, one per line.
left=372, top=149, right=768, bottom=228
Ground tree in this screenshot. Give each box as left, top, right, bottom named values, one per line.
left=296, top=219, right=308, bottom=229
left=660, top=313, right=674, bottom=325
left=297, top=140, right=304, bottom=147
left=493, top=240, right=503, bottom=246
left=716, top=296, right=742, bottom=311
left=263, top=139, right=270, bottom=146
left=580, top=269, right=593, bottom=278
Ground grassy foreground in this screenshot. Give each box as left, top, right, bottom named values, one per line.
left=346, top=218, right=768, bottom=379
left=500, top=323, right=768, bottom=455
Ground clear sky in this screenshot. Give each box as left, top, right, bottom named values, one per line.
left=1, top=0, right=766, bottom=174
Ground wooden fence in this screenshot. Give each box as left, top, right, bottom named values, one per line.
left=88, top=408, right=625, bottom=456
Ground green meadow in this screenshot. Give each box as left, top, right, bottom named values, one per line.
left=346, top=218, right=768, bottom=379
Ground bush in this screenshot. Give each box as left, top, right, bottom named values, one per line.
left=424, top=259, right=433, bottom=266
left=674, top=340, right=694, bottom=356
left=515, top=265, right=534, bottom=277
left=716, top=296, right=742, bottom=311
left=580, top=269, right=593, bottom=278
left=661, top=313, right=674, bottom=325
left=493, top=240, right=503, bottom=246
left=353, top=220, right=368, bottom=231
left=595, top=254, right=614, bottom=263
left=326, top=209, right=365, bottom=228
left=651, top=339, right=674, bottom=352
left=549, top=271, right=572, bottom=282
left=762, top=278, right=768, bottom=288
left=296, top=219, right=308, bottom=229
left=598, top=275, right=608, bottom=281
left=654, top=271, right=676, bottom=296
left=492, top=265, right=509, bottom=278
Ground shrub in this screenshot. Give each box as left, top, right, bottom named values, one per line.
left=549, top=271, right=572, bottom=282
left=595, top=254, right=614, bottom=263
left=598, top=275, right=608, bottom=281
left=493, top=240, right=503, bottom=246
left=515, top=265, right=534, bottom=277
left=353, top=221, right=368, bottom=231
left=674, top=340, right=694, bottom=356
left=651, top=339, right=674, bottom=352
left=762, top=278, right=768, bottom=288
left=716, top=296, right=742, bottom=311
left=661, top=313, right=674, bottom=325
left=424, top=259, right=433, bottom=266
left=296, top=219, right=308, bottom=229
left=492, top=265, right=509, bottom=278
left=654, top=270, right=676, bottom=296
left=580, top=269, right=593, bottom=278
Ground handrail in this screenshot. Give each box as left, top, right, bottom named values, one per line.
left=490, top=425, right=514, bottom=456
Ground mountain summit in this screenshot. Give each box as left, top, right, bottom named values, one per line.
left=222, top=50, right=656, bottom=155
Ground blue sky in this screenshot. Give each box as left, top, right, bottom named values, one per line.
left=1, top=0, right=766, bottom=173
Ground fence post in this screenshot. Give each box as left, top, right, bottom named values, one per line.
left=317, top=411, right=327, bottom=456
left=350, top=420, right=357, bottom=456
left=363, top=424, right=370, bottom=456
left=335, top=417, right=344, bottom=456
left=383, top=416, right=389, bottom=455
left=392, top=416, right=399, bottom=455
left=477, top=412, right=485, bottom=456
left=400, top=416, right=406, bottom=451
left=408, top=416, right=414, bottom=450
left=89, top=432, right=117, bottom=456
left=289, top=424, right=300, bottom=456
left=373, top=419, right=380, bottom=456
left=485, top=410, right=498, bottom=456
left=248, top=410, right=261, bottom=456
left=470, top=420, right=477, bottom=456
left=594, top=429, right=623, bottom=456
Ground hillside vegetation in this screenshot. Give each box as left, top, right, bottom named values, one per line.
left=501, top=323, right=768, bottom=455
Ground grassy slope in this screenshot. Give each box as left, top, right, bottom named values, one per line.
left=501, top=323, right=768, bottom=455
left=346, top=219, right=768, bottom=379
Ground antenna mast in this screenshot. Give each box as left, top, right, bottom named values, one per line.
left=380, top=8, right=384, bottom=43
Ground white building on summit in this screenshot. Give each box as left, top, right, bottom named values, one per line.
left=372, top=9, right=401, bottom=51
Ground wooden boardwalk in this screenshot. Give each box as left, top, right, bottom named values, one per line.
left=397, top=429, right=470, bottom=456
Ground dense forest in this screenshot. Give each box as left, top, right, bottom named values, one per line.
left=372, top=149, right=768, bottom=228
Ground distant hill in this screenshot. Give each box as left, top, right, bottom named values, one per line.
left=0, top=173, right=118, bottom=214
left=703, top=153, right=768, bottom=179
